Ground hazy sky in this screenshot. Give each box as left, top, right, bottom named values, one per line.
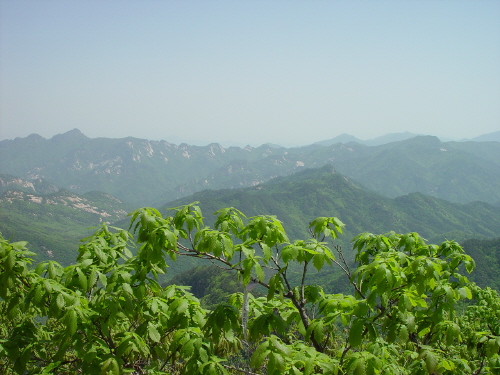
left=1, top=1, right=499, bottom=146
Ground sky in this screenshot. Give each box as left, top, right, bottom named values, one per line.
left=1, top=1, right=499, bottom=147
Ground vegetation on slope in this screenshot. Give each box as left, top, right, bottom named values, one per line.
left=461, top=237, right=500, bottom=290
left=0, top=189, right=132, bottom=265
left=165, top=165, right=500, bottom=248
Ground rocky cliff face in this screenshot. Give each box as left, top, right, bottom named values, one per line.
left=0, top=175, right=59, bottom=195
left=0, top=189, right=129, bottom=224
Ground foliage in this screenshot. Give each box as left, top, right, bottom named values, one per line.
left=1, top=203, right=500, bottom=374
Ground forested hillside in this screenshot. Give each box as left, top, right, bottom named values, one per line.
left=164, top=165, right=500, bottom=246
left=158, top=165, right=500, bottom=279
left=461, top=237, right=500, bottom=290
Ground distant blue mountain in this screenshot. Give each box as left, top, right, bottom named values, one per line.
left=315, top=131, right=421, bottom=147
left=316, top=130, right=500, bottom=146
left=314, top=134, right=363, bottom=146
left=363, top=132, right=422, bottom=146
left=468, top=131, right=500, bottom=142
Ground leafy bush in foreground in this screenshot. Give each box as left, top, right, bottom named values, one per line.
left=1, top=203, right=500, bottom=374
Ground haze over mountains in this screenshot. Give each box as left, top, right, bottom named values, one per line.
left=1, top=129, right=499, bottom=207
left=315, top=130, right=500, bottom=147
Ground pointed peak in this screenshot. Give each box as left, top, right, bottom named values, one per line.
left=314, top=134, right=363, bottom=146
left=50, top=129, right=88, bottom=142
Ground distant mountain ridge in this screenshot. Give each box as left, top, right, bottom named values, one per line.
left=0, top=129, right=287, bottom=205
left=315, top=130, right=500, bottom=146
left=1, top=129, right=499, bottom=207
left=315, top=131, right=423, bottom=146
left=466, top=131, right=500, bottom=142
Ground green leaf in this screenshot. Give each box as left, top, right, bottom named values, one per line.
left=66, top=309, right=77, bottom=335
left=150, top=298, right=158, bottom=314
left=349, top=319, right=364, bottom=347
left=439, top=359, right=455, bottom=371
left=424, top=351, right=438, bottom=373
left=348, top=357, right=366, bottom=375
left=486, top=338, right=500, bottom=358
left=122, top=283, right=133, bottom=295
left=6, top=249, right=16, bottom=271
left=101, top=357, right=119, bottom=375
left=262, top=243, right=272, bottom=261
left=76, top=267, right=87, bottom=291
left=88, top=268, right=98, bottom=289
left=56, top=293, right=65, bottom=310
left=254, top=262, right=265, bottom=282
left=313, top=253, right=325, bottom=271
left=148, top=322, right=161, bottom=343
left=250, top=341, right=270, bottom=370
left=458, top=286, right=472, bottom=299
left=281, top=244, right=299, bottom=264
left=398, top=325, right=409, bottom=342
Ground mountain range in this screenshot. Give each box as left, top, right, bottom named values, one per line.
left=1, top=129, right=499, bottom=282
left=315, top=130, right=500, bottom=146
left=162, top=165, right=500, bottom=246
left=1, top=129, right=499, bottom=207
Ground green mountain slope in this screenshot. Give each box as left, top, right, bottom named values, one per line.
left=332, top=136, right=500, bottom=203
left=2, top=164, right=498, bottom=287
left=0, top=188, right=133, bottom=265
left=160, top=166, right=500, bottom=293
left=460, top=237, right=500, bottom=290
left=164, top=165, right=500, bottom=245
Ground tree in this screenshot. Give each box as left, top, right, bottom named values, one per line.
left=1, top=202, right=500, bottom=374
